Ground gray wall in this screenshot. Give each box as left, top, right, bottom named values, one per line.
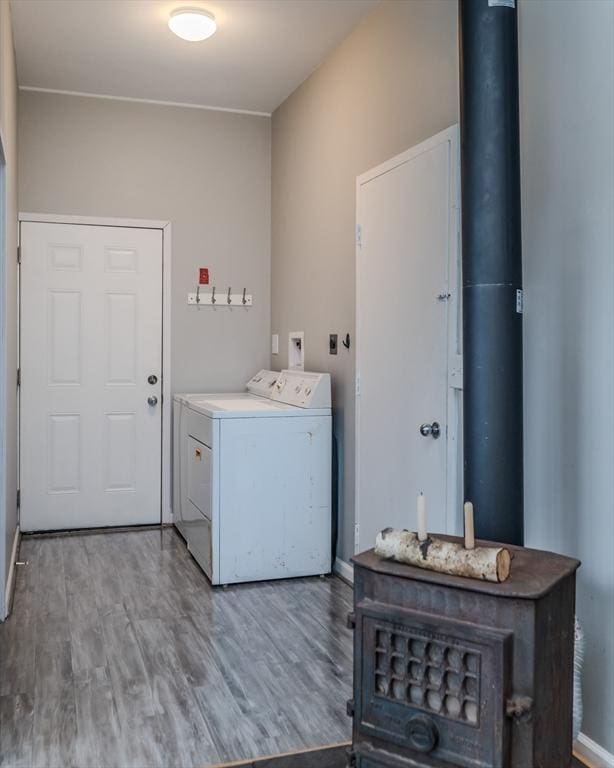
left=520, top=0, right=614, bottom=753
left=271, top=0, right=614, bottom=752
left=1, top=0, right=18, bottom=610
left=18, top=91, right=271, bottom=395
left=271, top=0, right=459, bottom=563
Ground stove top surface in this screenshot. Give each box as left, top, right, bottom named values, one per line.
left=353, top=535, right=580, bottom=599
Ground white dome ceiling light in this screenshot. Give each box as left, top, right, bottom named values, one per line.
left=168, top=8, right=217, bottom=42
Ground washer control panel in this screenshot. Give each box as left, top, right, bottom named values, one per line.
left=246, top=370, right=281, bottom=398
left=270, top=370, right=331, bottom=409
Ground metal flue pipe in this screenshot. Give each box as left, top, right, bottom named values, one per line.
left=459, top=0, right=524, bottom=545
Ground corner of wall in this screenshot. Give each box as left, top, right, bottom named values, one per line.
left=0, top=0, right=20, bottom=608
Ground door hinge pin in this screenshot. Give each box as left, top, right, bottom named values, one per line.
left=17, top=245, right=21, bottom=265
left=516, top=288, right=524, bottom=313
left=16, top=368, right=20, bottom=388
left=16, top=489, right=20, bottom=509
left=506, top=695, right=533, bottom=719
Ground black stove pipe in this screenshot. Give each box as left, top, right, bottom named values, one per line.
left=459, top=0, right=524, bottom=545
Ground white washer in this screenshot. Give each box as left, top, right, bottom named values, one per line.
left=173, top=369, right=332, bottom=585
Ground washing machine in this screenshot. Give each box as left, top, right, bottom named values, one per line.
left=172, top=369, right=332, bottom=585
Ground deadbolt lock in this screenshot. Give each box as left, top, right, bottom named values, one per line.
left=148, top=374, right=158, bottom=385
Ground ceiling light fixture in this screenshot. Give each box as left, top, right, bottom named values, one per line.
left=168, top=8, right=217, bottom=42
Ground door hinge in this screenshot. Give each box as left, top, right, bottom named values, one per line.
left=506, top=695, right=532, bottom=719
left=448, top=354, right=463, bottom=390
left=16, top=368, right=20, bottom=388
left=356, top=225, right=363, bottom=250
left=354, top=522, right=360, bottom=553
left=355, top=375, right=361, bottom=397
left=516, top=288, right=524, bottom=314
left=17, top=245, right=21, bottom=265
left=16, top=489, right=20, bottom=510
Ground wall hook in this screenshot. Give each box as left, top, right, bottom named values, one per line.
left=342, top=333, right=351, bottom=349
left=242, top=288, right=247, bottom=305
left=211, top=286, right=216, bottom=305
left=227, top=287, right=232, bottom=305
left=196, top=285, right=201, bottom=304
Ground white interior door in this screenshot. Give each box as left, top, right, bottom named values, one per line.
left=356, top=126, right=460, bottom=551
left=20, top=221, right=163, bottom=532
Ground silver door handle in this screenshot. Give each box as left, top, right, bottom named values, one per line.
left=420, top=422, right=441, bottom=439
left=147, top=396, right=158, bottom=407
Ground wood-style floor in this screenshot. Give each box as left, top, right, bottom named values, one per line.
left=0, top=528, right=354, bottom=768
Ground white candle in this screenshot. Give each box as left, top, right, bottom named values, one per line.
left=417, top=493, right=427, bottom=541
left=464, top=501, right=475, bottom=550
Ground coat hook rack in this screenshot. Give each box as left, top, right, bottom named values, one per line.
left=187, top=286, right=253, bottom=308
left=342, top=333, right=351, bottom=349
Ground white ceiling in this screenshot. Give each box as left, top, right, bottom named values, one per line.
left=10, top=0, right=378, bottom=115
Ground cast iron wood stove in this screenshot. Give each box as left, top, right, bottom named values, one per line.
left=347, top=537, right=579, bottom=768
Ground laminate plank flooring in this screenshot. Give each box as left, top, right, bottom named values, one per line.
left=210, top=743, right=350, bottom=768
left=0, top=528, right=354, bottom=768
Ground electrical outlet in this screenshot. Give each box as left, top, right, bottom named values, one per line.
left=329, top=334, right=338, bottom=355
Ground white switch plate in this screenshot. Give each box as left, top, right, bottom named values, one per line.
left=288, top=331, right=305, bottom=371
left=271, top=334, right=279, bottom=354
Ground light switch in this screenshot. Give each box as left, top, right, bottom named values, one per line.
left=271, top=334, right=279, bottom=355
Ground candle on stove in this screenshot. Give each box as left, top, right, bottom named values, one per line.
left=464, top=501, right=475, bottom=550
left=417, top=493, right=427, bottom=542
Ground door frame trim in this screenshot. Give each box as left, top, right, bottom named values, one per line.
left=0, top=129, right=7, bottom=618
left=18, top=212, right=173, bottom=525
left=354, top=125, right=462, bottom=552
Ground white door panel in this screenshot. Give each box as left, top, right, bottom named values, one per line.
left=356, top=127, right=460, bottom=551
left=20, top=222, right=163, bottom=531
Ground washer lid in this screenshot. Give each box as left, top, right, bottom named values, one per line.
left=179, top=392, right=330, bottom=419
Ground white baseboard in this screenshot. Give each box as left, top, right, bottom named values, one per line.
left=334, top=557, right=354, bottom=584
left=3, top=525, right=20, bottom=619
left=574, top=733, right=614, bottom=768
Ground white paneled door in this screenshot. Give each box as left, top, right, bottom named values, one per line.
left=356, top=126, right=461, bottom=551
left=20, top=222, right=163, bottom=531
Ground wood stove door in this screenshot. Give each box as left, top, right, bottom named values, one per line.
left=354, top=604, right=512, bottom=768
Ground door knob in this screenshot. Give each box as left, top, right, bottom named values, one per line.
left=148, top=374, right=158, bottom=385
left=147, top=396, right=158, bottom=407
left=420, top=422, right=441, bottom=439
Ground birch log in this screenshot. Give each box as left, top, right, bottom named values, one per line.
left=375, top=528, right=511, bottom=583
